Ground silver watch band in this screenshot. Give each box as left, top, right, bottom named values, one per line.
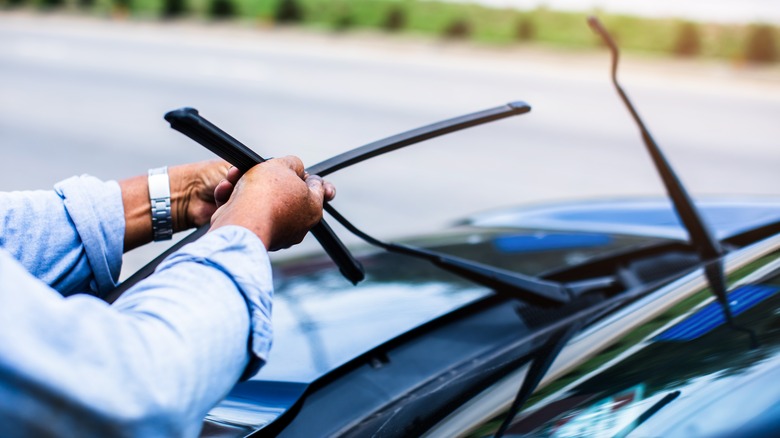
left=148, top=166, right=173, bottom=241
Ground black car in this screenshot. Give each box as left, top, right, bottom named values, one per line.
left=199, top=196, right=780, bottom=438
left=111, top=17, right=780, bottom=438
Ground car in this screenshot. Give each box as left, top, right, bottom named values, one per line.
left=112, top=17, right=780, bottom=438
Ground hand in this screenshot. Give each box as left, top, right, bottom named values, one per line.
left=213, top=165, right=336, bottom=209
left=168, top=160, right=232, bottom=231
left=210, top=156, right=336, bottom=251
left=120, top=159, right=232, bottom=251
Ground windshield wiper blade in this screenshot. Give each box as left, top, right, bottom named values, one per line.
left=163, top=108, right=365, bottom=285
left=107, top=103, right=531, bottom=302
left=307, top=102, right=530, bottom=176
left=324, top=203, right=573, bottom=306
left=588, top=17, right=723, bottom=263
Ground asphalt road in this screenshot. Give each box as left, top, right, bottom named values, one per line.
left=1, top=13, right=778, bottom=274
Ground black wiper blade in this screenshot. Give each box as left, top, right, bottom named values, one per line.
left=588, top=17, right=724, bottom=262
left=307, top=102, right=530, bottom=176
left=107, top=103, right=531, bottom=301
left=324, top=203, right=573, bottom=306
left=164, top=108, right=365, bottom=285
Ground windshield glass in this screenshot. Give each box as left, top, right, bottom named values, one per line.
left=471, top=250, right=780, bottom=437
left=253, top=227, right=669, bottom=382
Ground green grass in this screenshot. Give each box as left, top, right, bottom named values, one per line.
left=4, top=0, right=778, bottom=63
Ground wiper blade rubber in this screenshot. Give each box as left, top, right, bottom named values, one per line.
left=308, top=102, right=531, bottom=177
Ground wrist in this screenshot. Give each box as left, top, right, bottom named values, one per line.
left=210, top=207, right=274, bottom=251
left=167, top=164, right=197, bottom=232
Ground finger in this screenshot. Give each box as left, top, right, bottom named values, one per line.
left=276, top=155, right=306, bottom=179
left=214, top=179, right=234, bottom=207
left=305, top=175, right=325, bottom=200
left=323, top=180, right=336, bottom=202
left=226, top=166, right=242, bottom=185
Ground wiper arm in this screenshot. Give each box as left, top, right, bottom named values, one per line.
left=704, top=260, right=759, bottom=348
left=589, top=17, right=758, bottom=348
left=588, top=17, right=723, bottom=263
left=494, top=321, right=583, bottom=437
left=307, top=102, right=530, bottom=176
left=324, top=203, right=576, bottom=306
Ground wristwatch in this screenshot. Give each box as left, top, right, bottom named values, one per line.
left=148, top=166, right=173, bottom=241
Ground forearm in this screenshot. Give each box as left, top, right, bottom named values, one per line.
left=0, top=227, right=272, bottom=436
left=0, top=176, right=124, bottom=295
left=0, top=257, right=250, bottom=437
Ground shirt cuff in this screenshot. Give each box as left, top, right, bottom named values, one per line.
left=156, top=225, right=274, bottom=373
left=54, top=175, right=125, bottom=295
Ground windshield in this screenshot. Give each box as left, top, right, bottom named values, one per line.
left=260, top=228, right=661, bottom=382
left=472, top=249, right=780, bottom=437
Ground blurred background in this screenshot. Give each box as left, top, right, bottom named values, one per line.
left=1, top=0, right=778, bottom=277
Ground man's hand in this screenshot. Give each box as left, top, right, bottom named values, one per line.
left=168, top=160, right=232, bottom=231
left=210, top=156, right=335, bottom=251
left=121, top=160, right=231, bottom=251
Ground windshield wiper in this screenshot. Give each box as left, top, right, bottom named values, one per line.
left=588, top=16, right=757, bottom=347
left=490, top=17, right=747, bottom=432
left=587, top=17, right=723, bottom=263
left=106, top=102, right=536, bottom=302
left=307, top=100, right=624, bottom=305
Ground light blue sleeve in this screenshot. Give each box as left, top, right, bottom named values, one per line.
left=0, top=175, right=124, bottom=296
left=0, top=225, right=274, bottom=438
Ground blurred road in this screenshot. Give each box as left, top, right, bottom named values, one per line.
left=1, top=12, right=778, bottom=274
